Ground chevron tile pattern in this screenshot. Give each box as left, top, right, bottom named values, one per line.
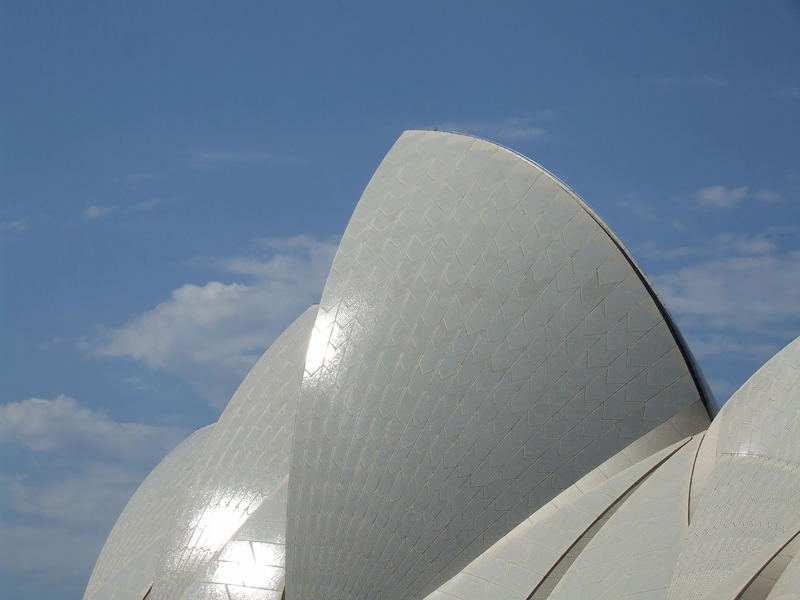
left=178, top=482, right=288, bottom=600
left=148, top=307, right=316, bottom=599
left=421, top=402, right=709, bottom=600
left=82, top=131, right=800, bottom=600
left=286, top=130, right=704, bottom=600
left=424, top=436, right=697, bottom=600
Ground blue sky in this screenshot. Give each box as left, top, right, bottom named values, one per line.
left=1, top=1, right=798, bottom=598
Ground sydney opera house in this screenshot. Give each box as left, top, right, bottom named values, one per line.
left=83, top=131, right=799, bottom=600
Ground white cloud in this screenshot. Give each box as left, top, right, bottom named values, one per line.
left=84, top=198, right=172, bottom=221
left=645, top=229, right=799, bottom=366
left=640, top=232, right=784, bottom=261
left=2, top=464, right=144, bottom=527
left=0, top=395, right=183, bottom=461
left=91, top=235, right=337, bottom=405
left=0, top=395, right=188, bottom=583
left=694, top=185, right=748, bottom=209
left=693, top=186, right=783, bottom=209
left=433, top=114, right=553, bottom=142
left=653, top=250, right=800, bottom=337
left=83, top=204, right=116, bottom=219
left=681, top=333, right=782, bottom=361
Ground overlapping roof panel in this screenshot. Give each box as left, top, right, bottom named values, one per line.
left=83, top=131, right=799, bottom=600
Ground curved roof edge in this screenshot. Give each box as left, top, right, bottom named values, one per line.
left=413, top=128, right=717, bottom=418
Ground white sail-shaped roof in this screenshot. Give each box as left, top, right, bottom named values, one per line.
left=285, top=130, right=711, bottom=600
left=83, top=425, right=213, bottom=600
left=667, top=336, right=800, bottom=600
left=148, top=306, right=316, bottom=599
left=83, top=131, right=800, bottom=600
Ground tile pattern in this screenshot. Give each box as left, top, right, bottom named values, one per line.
left=83, top=425, right=214, bottom=600
left=548, top=435, right=702, bottom=600
left=422, top=402, right=708, bottom=600
left=286, top=130, right=705, bottom=600
left=179, top=480, right=288, bottom=600
left=701, top=527, right=800, bottom=600
left=149, top=306, right=316, bottom=600
left=667, top=337, right=800, bottom=600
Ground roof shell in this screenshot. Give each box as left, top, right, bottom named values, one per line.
left=150, top=306, right=316, bottom=599
left=83, top=424, right=214, bottom=600
left=286, top=130, right=711, bottom=600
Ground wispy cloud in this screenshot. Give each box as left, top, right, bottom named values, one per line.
left=682, top=333, right=783, bottom=361
left=0, top=395, right=187, bottom=584
left=693, top=185, right=782, bottom=209
left=751, top=189, right=782, bottom=203
left=131, top=197, right=171, bottom=211
left=614, top=195, right=659, bottom=221
left=189, top=150, right=306, bottom=169
left=654, top=251, right=800, bottom=332
left=640, top=229, right=794, bottom=261
left=0, top=395, right=183, bottom=460
left=649, top=228, right=800, bottom=363
left=653, top=75, right=729, bottom=88
left=83, top=204, right=117, bottom=219
left=694, top=185, right=748, bottom=209
left=432, top=113, right=553, bottom=143
left=90, top=235, right=337, bottom=406
left=768, top=85, right=800, bottom=101
left=637, top=226, right=800, bottom=380
left=82, top=197, right=173, bottom=221
left=0, top=219, right=27, bottom=231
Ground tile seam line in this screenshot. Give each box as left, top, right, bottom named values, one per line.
left=521, top=435, right=695, bottom=600
left=412, top=129, right=716, bottom=418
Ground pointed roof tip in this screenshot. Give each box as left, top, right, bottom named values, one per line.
left=392, top=129, right=715, bottom=417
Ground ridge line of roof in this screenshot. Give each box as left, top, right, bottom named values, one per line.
left=408, top=128, right=717, bottom=417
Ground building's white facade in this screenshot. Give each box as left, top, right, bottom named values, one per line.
left=83, top=131, right=799, bottom=600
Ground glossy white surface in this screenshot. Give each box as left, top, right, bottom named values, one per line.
left=83, top=131, right=799, bottom=600
left=83, top=425, right=214, bottom=600
left=178, top=476, right=288, bottom=600
left=549, top=435, right=701, bottom=599
left=286, top=130, right=707, bottom=600
left=149, top=306, right=316, bottom=599
left=423, top=402, right=709, bottom=600
left=667, top=336, right=800, bottom=600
